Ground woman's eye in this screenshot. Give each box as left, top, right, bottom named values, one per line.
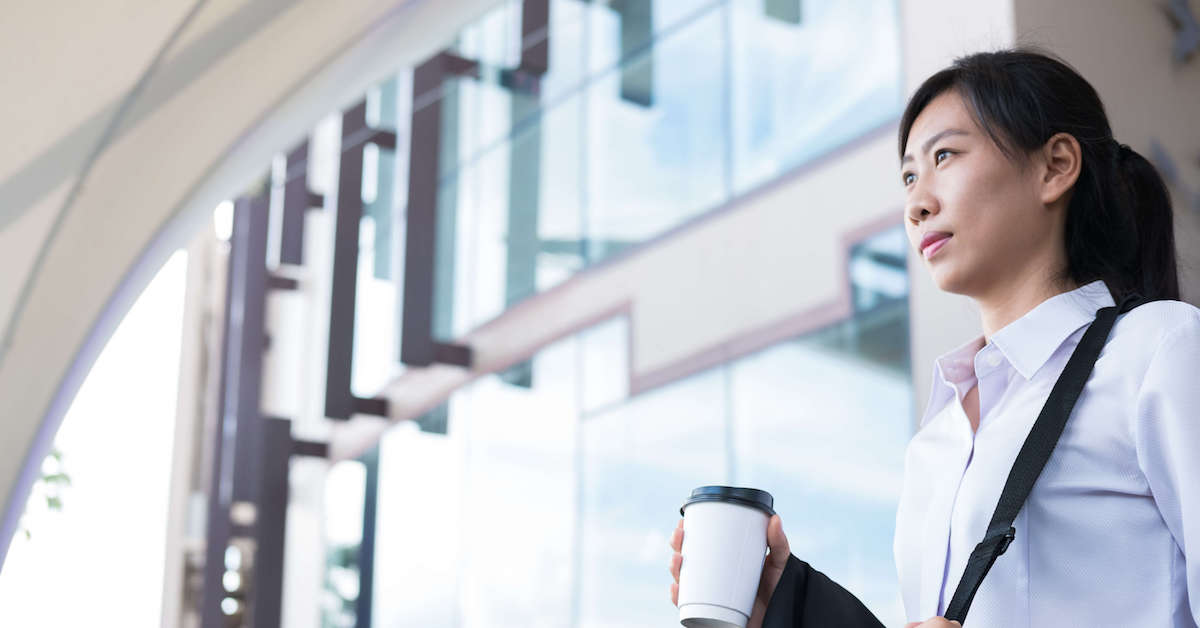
left=903, top=151, right=953, bottom=186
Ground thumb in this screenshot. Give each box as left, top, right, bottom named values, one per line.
left=765, top=514, right=789, bottom=567
left=904, top=624, right=920, bottom=628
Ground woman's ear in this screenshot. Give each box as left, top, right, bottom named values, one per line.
left=1037, top=132, right=1082, bottom=207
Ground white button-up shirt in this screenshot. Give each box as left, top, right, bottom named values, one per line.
left=893, top=279, right=1200, bottom=626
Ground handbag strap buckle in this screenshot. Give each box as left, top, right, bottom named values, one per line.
left=976, top=526, right=1016, bottom=559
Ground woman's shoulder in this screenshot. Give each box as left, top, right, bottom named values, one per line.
left=1117, top=298, right=1200, bottom=335
left=1112, top=298, right=1200, bottom=359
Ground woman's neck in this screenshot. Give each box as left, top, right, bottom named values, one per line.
left=976, top=276, right=1080, bottom=342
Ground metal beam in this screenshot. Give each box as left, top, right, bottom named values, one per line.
left=353, top=447, right=380, bottom=628
left=326, top=100, right=395, bottom=420
left=250, top=417, right=292, bottom=628
left=280, top=140, right=323, bottom=265
left=400, top=53, right=476, bottom=369
left=201, top=188, right=270, bottom=628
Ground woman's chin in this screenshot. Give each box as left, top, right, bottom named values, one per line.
left=928, top=266, right=970, bottom=295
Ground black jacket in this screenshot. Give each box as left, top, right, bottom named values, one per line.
left=762, top=554, right=885, bottom=628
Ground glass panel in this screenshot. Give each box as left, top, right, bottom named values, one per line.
left=584, top=7, right=729, bottom=249
left=371, top=424, right=462, bottom=625
left=351, top=200, right=400, bottom=397
left=587, top=0, right=723, bottom=75
left=371, top=219, right=913, bottom=625
left=729, top=225, right=912, bottom=625
left=579, top=368, right=730, bottom=628
left=539, top=0, right=589, bottom=103
left=322, top=459, right=367, bottom=628
left=452, top=76, right=514, bottom=177
left=353, top=77, right=411, bottom=397
left=419, top=0, right=903, bottom=347
left=533, top=94, right=587, bottom=293
left=371, top=332, right=581, bottom=626
left=580, top=315, right=631, bottom=413
left=729, top=0, right=903, bottom=192
left=432, top=93, right=586, bottom=340
left=730, top=329, right=910, bottom=624
left=456, top=335, right=579, bottom=627
left=459, top=0, right=522, bottom=69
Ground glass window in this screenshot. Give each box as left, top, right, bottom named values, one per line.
left=370, top=222, right=912, bottom=625
left=729, top=0, right=903, bottom=193
left=584, top=7, right=729, bottom=249
left=579, top=368, right=730, bottom=628
left=432, top=93, right=586, bottom=340
left=371, top=425, right=463, bottom=625
left=730, top=331, right=911, bottom=624
left=371, top=333, right=581, bottom=627
left=353, top=77, right=410, bottom=398
left=540, top=0, right=589, bottom=103
left=587, top=1, right=724, bottom=75
left=456, top=336, right=579, bottom=627
left=322, top=459, right=367, bottom=628
left=580, top=315, right=631, bottom=413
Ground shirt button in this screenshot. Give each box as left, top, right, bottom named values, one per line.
left=985, top=353, right=1003, bottom=367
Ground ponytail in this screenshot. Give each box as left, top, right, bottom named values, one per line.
left=1109, top=143, right=1180, bottom=301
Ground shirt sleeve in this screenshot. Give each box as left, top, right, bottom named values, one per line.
left=1133, top=318, right=1200, bottom=623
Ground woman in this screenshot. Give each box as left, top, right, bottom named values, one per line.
left=669, top=47, right=1199, bottom=627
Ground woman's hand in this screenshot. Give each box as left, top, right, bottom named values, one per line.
left=904, top=618, right=962, bottom=627
left=668, top=514, right=791, bottom=628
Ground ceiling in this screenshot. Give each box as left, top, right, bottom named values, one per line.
left=0, top=0, right=500, bottom=567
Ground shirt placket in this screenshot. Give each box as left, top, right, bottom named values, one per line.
left=935, top=344, right=1009, bottom=615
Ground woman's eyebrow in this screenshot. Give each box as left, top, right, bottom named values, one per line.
left=901, top=128, right=970, bottom=165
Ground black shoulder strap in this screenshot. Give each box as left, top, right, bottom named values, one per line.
left=943, top=291, right=1149, bottom=624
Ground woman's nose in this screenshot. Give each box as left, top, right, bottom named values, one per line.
left=905, top=187, right=938, bottom=225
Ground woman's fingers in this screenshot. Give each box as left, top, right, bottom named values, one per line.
left=905, top=619, right=961, bottom=627
left=670, top=518, right=683, bottom=552
left=765, top=514, right=790, bottom=567
left=669, top=519, right=684, bottom=606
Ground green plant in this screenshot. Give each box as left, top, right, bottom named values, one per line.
left=18, top=447, right=71, bottom=540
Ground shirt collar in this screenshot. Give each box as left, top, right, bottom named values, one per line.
left=922, top=280, right=1115, bottom=428
left=989, top=279, right=1115, bottom=380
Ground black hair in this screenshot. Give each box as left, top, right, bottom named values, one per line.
left=898, top=46, right=1179, bottom=302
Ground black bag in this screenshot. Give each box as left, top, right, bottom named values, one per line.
left=762, top=292, right=1148, bottom=627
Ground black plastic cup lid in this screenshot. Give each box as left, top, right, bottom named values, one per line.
left=680, top=486, right=775, bottom=517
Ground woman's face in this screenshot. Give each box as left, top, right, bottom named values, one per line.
left=901, top=90, right=1066, bottom=299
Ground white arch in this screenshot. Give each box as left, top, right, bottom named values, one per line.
left=0, top=0, right=499, bottom=568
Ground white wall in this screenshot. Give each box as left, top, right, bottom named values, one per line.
left=1012, top=0, right=1200, bottom=302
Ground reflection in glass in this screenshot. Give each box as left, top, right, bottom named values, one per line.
left=457, top=335, right=579, bottom=627
left=368, top=220, right=911, bottom=625
left=729, top=0, right=903, bottom=193
left=322, top=460, right=366, bottom=628
left=580, top=369, right=730, bottom=628
left=417, top=0, right=901, bottom=346
left=730, top=325, right=911, bottom=623
left=371, top=424, right=462, bottom=625
left=370, top=334, right=581, bottom=627
left=585, top=8, right=729, bottom=248
left=340, top=2, right=910, bottom=624
left=587, top=0, right=724, bottom=76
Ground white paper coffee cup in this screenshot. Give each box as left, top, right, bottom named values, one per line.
left=677, top=486, right=775, bottom=628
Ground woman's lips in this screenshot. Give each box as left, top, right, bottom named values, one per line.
left=923, top=235, right=951, bottom=259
